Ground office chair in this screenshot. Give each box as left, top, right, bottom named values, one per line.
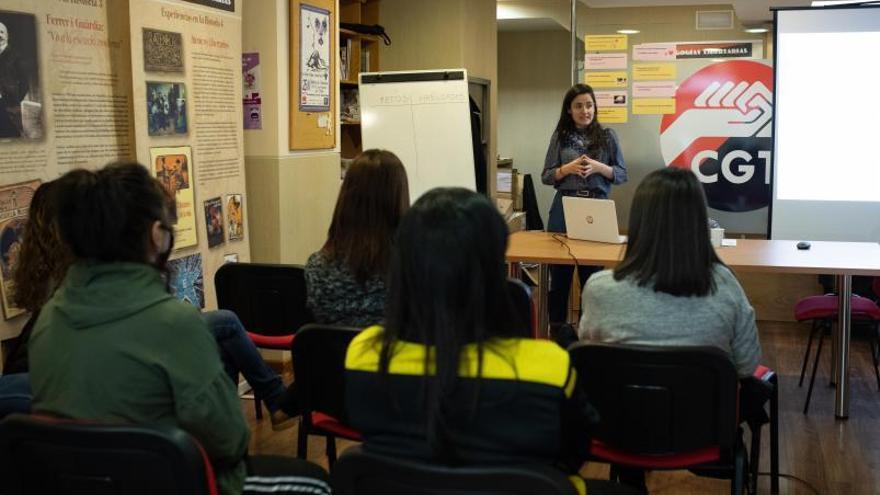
left=331, top=445, right=579, bottom=495
left=0, top=413, right=216, bottom=495
left=214, top=262, right=314, bottom=419
left=794, top=292, right=880, bottom=414
left=570, top=343, right=749, bottom=495
left=290, top=324, right=363, bottom=467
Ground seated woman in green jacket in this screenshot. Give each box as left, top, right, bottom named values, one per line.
left=344, top=187, right=636, bottom=495
left=28, top=163, right=328, bottom=495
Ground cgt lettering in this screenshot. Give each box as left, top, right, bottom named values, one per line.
left=691, top=149, right=772, bottom=185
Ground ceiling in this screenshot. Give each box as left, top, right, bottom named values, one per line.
left=497, top=0, right=814, bottom=32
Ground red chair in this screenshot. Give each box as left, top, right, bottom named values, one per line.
left=0, top=413, right=217, bottom=495
left=570, top=343, right=749, bottom=495
left=214, top=263, right=314, bottom=419
left=290, top=324, right=363, bottom=467
left=794, top=291, right=880, bottom=414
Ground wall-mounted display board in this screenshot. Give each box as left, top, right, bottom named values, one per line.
left=289, top=0, right=335, bottom=150
left=0, top=0, right=250, bottom=354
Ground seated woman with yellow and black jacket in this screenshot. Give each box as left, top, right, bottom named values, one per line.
left=345, top=187, right=634, bottom=495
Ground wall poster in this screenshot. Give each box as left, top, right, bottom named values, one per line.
left=242, top=52, right=261, bottom=129
left=143, top=28, right=184, bottom=73
left=168, top=252, right=205, bottom=308
left=150, top=145, right=198, bottom=249
left=0, top=179, right=39, bottom=320
left=298, top=3, right=330, bottom=112
left=0, top=10, right=43, bottom=140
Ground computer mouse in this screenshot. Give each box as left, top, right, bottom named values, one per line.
left=796, top=241, right=811, bottom=250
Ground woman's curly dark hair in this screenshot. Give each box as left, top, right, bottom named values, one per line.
left=11, top=180, right=71, bottom=312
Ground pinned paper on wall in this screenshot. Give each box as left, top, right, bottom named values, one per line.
left=633, top=81, right=677, bottom=98
left=595, top=91, right=628, bottom=107
left=598, top=107, right=628, bottom=124
left=586, top=71, right=628, bottom=88
left=633, top=43, right=677, bottom=61
left=585, top=53, right=628, bottom=70
left=585, top=34, right=628, bottom=51
left=632, top=98, right=676, bottom=115
left=633, top=63, right=677, bottom=81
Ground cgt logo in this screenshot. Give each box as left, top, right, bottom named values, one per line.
left=659, top=60, right=773, bottom=212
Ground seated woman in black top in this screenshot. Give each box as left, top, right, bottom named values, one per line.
left=344, top=187, right=632, bottom=495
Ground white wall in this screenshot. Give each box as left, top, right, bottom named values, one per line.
left=498, top=29, right=571, bottom=226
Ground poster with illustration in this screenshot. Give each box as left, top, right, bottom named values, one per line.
left=0, top=11, right=43, bottom=140
left=204, top=196, right=224, bottom=248
left=150, top=146, right=197, bottom=249
left=143, top=28, right=184, bottom=73
left=225, top=193, right=244, bottom=241
left=168, top=253, right=204, bottom=309
left=242, top=52, right=262, bottom=129
left=299, top=4, right=331, bottom=111
left=0, top=179, right=40, bottom=319
left=146, top=81, right=188, bottom=136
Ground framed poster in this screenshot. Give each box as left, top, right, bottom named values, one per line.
left=299, top=4, right=331, bottom=112
left=168, top=253, right=205, bottom=308
left=204, top=196, right=224, bottom=248
left=225, top=193, right=244, bottom=241
left=146, top=82, right=188, bottom=136
left=149, top=146, right=198, bottom=249
left=143, top=28, right=184, bottom=73
left=0, top=179, right=40, bottom=320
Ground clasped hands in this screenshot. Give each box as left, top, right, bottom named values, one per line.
left=560, top=155, right=612, bottom=179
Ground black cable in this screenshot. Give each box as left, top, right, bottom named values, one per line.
left=756, top=472, right=822, bottom=495
left=550, top=233, right=580, bottom=272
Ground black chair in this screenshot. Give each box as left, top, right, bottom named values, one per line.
left=331, top=445, right=578, bottom=495
left=0, top=413, right=216, bottom=495
left=569, top=343, right=749, bottom=495
left=214, top=262, right=314, bottom=419
left=290, top=324, right=363, bottom=467
left=507, top=277, right=536, bottom=338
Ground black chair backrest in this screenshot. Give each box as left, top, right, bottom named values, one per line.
left=331, top=445, right=578, bottom=495
left=214, top=262, right=314, bottom=336
left=0, top=414, right=214, bottom=495
left=569, top=343, right=738, bottom=456
left=507, top=278, right=534, bottom=338
left=291, top=324, right=362, bottom=421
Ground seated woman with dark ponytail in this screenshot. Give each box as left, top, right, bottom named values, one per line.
left=344, top=187, right=636, bottom=495
left=28, top=163, right=329, bottom=495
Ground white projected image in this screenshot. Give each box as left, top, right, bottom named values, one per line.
left=776, top=31, right=880, bottom=202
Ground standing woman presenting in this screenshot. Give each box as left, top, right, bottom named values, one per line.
left=542, top=83, right=627, bottom=325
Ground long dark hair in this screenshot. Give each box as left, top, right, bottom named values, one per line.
left=553, top=83, right=608, bottom=156
left=380, top=187, right=522, bottom=460
left=12, top=181, right=72, bottom=312
left=55, top=162, right=175, bottom=265
left=323, top=149, right=409, bottom=284
left=614, top=167, right=722, bottom=296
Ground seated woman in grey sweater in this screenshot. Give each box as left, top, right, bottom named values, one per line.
left=579, top=167, right=761, bottom=378
left=305, top=150, right=409, bottom=328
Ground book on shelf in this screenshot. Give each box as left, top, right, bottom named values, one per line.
left=341, top=88, right=360, bottom=122
left=339, top=38, right=353, bottom=81
left=361, top=49, right=370, bottom=74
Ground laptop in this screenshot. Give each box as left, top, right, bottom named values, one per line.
left=562, top=197, right=627, bottom=244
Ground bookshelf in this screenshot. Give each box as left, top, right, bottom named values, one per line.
left=339, top=0, right=380, bottom=159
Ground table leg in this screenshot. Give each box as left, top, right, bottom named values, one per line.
left=538, top=263, right=549, bottom=337
left=831, top=323, right=840, bottom=387
left=835, top=274, right=852, bottom=419
left=508, top=261, right=522, bottom=279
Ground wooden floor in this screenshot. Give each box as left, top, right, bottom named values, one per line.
left=244, top=321, right=880, bottom=494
